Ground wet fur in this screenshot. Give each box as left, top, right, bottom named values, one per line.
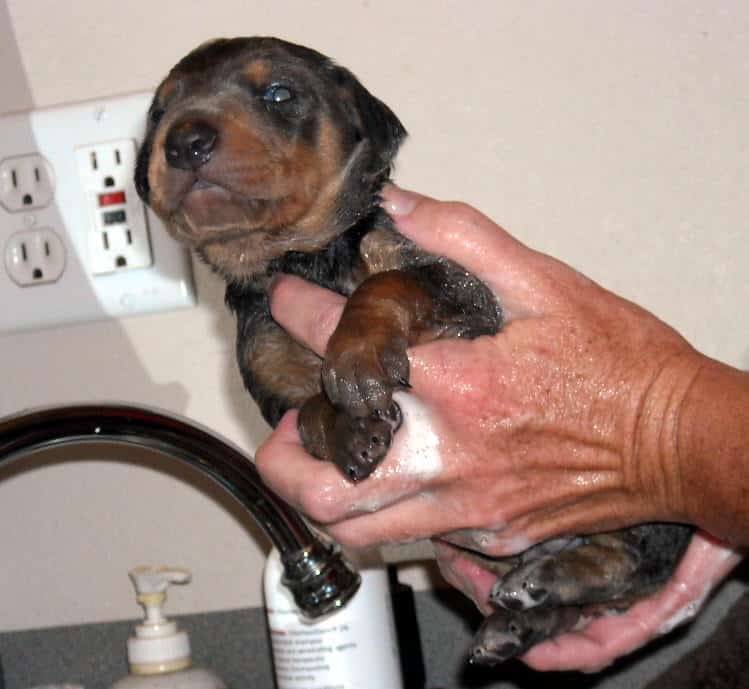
left=135, top=36, right=693, bottom=664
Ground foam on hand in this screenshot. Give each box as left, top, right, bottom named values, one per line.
left=380, top=391, right=444, bottom=480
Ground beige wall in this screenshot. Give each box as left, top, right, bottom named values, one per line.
left=0, top=1, right=747, bottom=631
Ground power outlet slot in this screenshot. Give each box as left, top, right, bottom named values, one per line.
left=75, top=140, right=153, bottom=275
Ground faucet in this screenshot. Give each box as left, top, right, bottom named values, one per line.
left=0, top=403, right=360, bottom=617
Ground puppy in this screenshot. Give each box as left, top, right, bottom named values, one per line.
left=135, top=37, right=692, bottom=664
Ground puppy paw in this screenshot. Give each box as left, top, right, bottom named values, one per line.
left=492, top=540, right=637, bottom=611
left=469, top=610, right=528, bottom=666
left=332, top=403, right=402, bottom=482
left=322, top=335, right=409, bottom=418
left=491, top=560, right=555, bottom=611
left=469, top=606, right=582, bottom=666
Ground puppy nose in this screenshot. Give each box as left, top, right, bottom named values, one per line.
left=165, top=121, right=218, bottom=170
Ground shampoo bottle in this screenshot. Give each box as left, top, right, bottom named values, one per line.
left=264, top=548, right=404, bottom=689
left=109, top=566, right=227, bottom=689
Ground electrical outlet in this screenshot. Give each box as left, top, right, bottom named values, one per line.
left=4, top=228, right=66, bottom=286
left=0, top=154, right=55, bottom=212
left=0, top=93, right=196, bottom=334
left=75, top=140, right=152, bottom=275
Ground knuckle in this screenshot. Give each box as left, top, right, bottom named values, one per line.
left=253, top=442, right=276, bottom=479
left=298, top=481, right=345, bottom=524
left=439, top=200, right=482, bottom=228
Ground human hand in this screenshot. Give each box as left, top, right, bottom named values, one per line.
left=256, top=186, right=704, bottom=552
left=434, top=531, right=742, bottom=672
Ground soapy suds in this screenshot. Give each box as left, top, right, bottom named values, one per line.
left=657, top=584, right=710, bottom=635
left=656, top=540, right=742, bottom=635
left=376, top=391, right=444, bottom=480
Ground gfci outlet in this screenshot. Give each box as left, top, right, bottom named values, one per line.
left=75, top=140, right=153, bottom=275
left=0, top=93, right=196, bottom=333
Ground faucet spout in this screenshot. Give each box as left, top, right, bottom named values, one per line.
left=0, top=403, right=360, bottom=617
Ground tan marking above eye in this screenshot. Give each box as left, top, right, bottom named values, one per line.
left=244, top=60, right=272, bottom=87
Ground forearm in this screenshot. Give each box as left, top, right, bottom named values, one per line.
left=676, top=358, right=749, bottom=546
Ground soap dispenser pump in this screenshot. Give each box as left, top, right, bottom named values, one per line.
left=109, top=566, right=227, bottom=689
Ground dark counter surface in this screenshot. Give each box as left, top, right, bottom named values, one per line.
left=1, top=573, right=747, bottom=689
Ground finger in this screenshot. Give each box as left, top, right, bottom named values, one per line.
left=254, top=411, right=355, bottom=520
left=255, top=410, right=419, bottom=524
left=269, top=274, right=345, bottom=356
left=433, top=539, right=498, bottom=615
left=381, top=185, right=547, bottom=317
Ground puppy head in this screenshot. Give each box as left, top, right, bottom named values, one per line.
left=135, top=37, right=406, bottom=281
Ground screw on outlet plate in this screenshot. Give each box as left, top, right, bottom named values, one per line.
left=0, top=154, right=55, bottom=212
left=4, top=228, right=66, bottom=286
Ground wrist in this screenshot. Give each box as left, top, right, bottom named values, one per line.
left=631, top=349, right=707, bottom=524
left=675, top=359, right=749, bottom=545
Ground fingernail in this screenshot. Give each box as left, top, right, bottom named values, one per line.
left=382, top=185, right=420, bottom=216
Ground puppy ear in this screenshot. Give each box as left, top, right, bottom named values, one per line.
left=333, top=67, right=407, bottom=179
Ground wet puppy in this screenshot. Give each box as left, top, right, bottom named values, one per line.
left=135, top=37, right=692, bottom=664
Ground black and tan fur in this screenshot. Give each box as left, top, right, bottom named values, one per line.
left=135, top=37, right=692, bottom=664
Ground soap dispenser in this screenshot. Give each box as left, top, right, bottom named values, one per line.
left=109, top=566, right=227, bottom=689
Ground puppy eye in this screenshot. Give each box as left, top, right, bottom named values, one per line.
left=263, top=84, right=293, bottom=104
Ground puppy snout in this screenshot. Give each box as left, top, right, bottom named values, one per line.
left=165, top=120, right=218, bottom=171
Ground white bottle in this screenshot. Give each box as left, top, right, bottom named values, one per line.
left=109, top=566, right=227, bottom=689
left=264, top=548, right=404, bottom=689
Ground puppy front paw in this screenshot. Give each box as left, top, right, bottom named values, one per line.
left=322, top=333, right=409, bottom=418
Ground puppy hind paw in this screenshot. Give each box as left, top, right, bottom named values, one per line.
left=491, top=572, right=551, bottom=612
left=333, top=406, right=400, bottom=482
left=469, top=606, right=583, bottom=666
left=468, top=610, right=533, bottom=666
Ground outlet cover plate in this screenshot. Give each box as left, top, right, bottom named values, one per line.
left=0, top=92, right=196, bottom=334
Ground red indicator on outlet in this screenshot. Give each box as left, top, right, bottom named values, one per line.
left=98, top=191, right=126, bottom=207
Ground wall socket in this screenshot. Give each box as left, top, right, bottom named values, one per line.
left=0, top=154, right=55, bottom=212
left=0, top=93, right=196, bottom=333
left=4, top=228, right=66, bottom=286
left=75, top=140, right=153, bottom=275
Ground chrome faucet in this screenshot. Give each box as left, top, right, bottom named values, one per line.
left=0, top=403, right=360, bottom=617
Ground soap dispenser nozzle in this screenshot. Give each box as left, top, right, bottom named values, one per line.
left=129, top=566, right=190, bottom=625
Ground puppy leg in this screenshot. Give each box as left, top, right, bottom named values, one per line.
left=491, top=524, right=692, bottom=611
left=492, top=533, right=642, bottom=611
left=237, top=316, right=323, bottom=427
left=322, top=270, right=427, bottom=418
left=317, top=263, right=499, bottom=480
left=305, top=269, right=429, bottom=479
